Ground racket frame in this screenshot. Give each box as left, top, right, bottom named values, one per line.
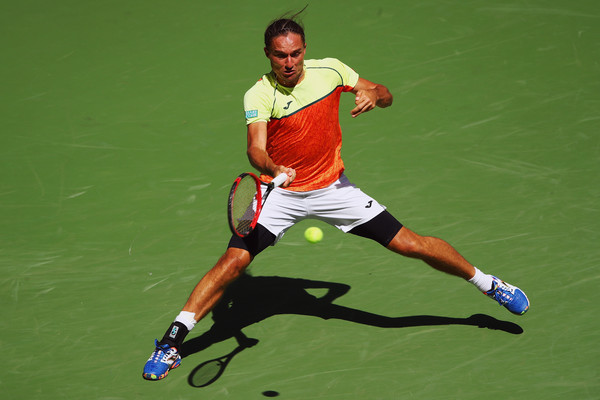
left=227, top=172, right=288, bottom=238
left=227, top=173, right=262, bottom=237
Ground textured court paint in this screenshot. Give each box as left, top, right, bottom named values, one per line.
left=1, top=1, right=599, bottom=399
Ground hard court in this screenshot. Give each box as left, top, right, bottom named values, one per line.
left=2, top=1, right=599, bottom=399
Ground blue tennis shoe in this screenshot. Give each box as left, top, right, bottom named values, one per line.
left=143, top=340, right=181, bottom=381
left=485, top=276, right=530, bottom=315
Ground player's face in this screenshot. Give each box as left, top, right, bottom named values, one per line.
left=264, top=32, right=306, bottom=87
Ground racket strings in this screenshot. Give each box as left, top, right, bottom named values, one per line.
left=231, top=176, right=260, bottom=235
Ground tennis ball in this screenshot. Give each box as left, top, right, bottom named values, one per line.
left=304, top=227, right=323, bottom=243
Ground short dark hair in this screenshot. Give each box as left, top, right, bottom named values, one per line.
left=264, top=6, right=308, bottom=49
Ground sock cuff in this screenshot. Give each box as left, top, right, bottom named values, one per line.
left=469, top=267, right=494, bottom=293
left=468, top=267, right=483, bottom=283
left=174, top=311, right=197, bottom=332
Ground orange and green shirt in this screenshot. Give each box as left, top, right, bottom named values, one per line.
left=244, top=58, right=359, bottom=192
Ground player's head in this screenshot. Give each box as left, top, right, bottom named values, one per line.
left=264, top=7, right=307, bottom=87
left=264, top=6, right=307, bottom=50
left=264, top=18, right=305, bottom=50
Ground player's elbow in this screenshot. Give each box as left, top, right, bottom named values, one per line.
left=246, top=146, right=266, bottom=170
left=246, top=147, right=259, bottom=167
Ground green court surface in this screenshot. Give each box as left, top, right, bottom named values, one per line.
left=2, top=1, right=599, bottom=399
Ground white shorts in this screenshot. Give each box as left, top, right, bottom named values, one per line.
left=258, top=174, right=386, bottom=243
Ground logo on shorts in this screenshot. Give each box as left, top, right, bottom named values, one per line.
left=245, top=109, right=258, bottom=119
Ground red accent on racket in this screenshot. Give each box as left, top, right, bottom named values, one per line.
left=227, top=172, right=287, bottom=237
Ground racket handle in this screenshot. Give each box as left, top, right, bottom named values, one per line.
left=271, top=172, right=288, bottom=188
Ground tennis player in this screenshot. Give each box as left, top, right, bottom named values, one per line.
left=143, top=13, right=529, bottom=381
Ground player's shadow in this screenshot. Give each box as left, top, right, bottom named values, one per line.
left=183, top=272, right=523, bottom=387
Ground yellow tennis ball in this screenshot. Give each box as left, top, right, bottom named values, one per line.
left=304, top=227, right=323, bottom=243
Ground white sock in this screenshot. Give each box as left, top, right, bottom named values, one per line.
left=174, top=311, right=197, bottom=332
left=468, top=267, right=494, bottom=293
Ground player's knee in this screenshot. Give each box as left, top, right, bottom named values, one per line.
left=388, top=228, right=424, bottom=257
left=220, top=248, right=252, bottom=278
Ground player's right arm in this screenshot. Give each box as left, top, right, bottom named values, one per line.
left=246, top=122, right=296, bottom=187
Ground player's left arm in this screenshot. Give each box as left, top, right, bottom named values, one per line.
left=350, top=77, right=393, bottom=118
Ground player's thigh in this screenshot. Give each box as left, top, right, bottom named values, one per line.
left=311, top=175, right=386, bottom=232
left=227, top=225, right=276, bottom=258
left=256, top=188, right=306, bottom=243
left=349, top=210, right=403, bottom=247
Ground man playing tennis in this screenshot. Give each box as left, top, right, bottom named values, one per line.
left=143, top=13, right=529, bottom=381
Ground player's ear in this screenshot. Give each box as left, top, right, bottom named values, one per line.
left=264, top=47, right=270, bottom=58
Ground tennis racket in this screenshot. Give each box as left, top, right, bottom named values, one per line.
left=227, top=172, right=288, bottom=237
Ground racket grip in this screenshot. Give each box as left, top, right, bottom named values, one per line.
left=271, top=172, right=288, bottom=188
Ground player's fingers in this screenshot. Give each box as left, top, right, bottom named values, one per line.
left=355, top=92, right=362, bottom=105
left=287, top=168, right=296, bottom=182
left=350, top=104, right=363, bottom=117
left=353, top=91, right=376, bottom=117
left=281, top=168, right=296, bottom=188
left=351, top=101, right=372, bottom=118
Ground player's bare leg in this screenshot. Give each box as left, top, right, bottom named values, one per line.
left=142, top=247, right=252, bottom=380
left=182, top=247, right=253, bottom=322
left=386, top=226, right=529, bottom=315
left=387, top=227, right=475, bottom=279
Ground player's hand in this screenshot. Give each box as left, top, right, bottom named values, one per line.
left=273, top=166, right=296, bottom=188
left=351, top=89, right=377, bottom=118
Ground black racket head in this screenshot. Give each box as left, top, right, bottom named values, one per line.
left=227, top=173, right=262, bottom=237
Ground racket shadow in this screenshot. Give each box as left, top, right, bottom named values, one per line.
left=187, top=338, right=258, bottom=388
left=183, top=272, right=523, bottom=387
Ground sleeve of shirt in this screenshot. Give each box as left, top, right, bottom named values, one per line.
left=243, top=79, right=272, bottom=125
left=327, top=58, right=360, bottom=90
